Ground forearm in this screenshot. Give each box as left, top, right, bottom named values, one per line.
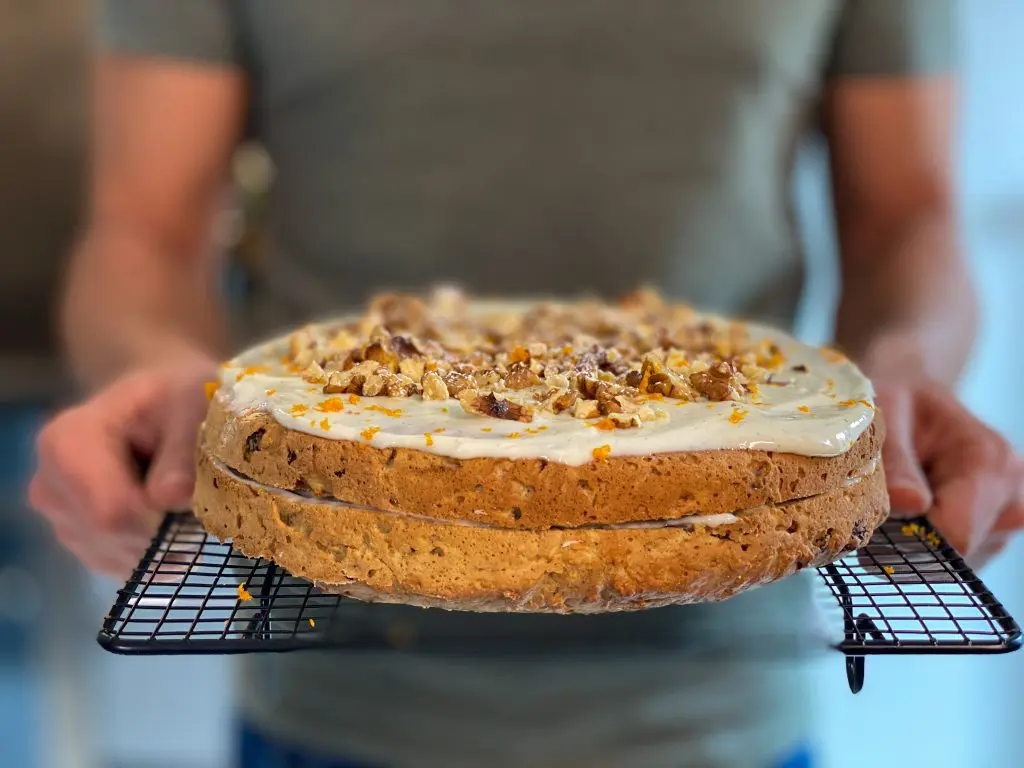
left=835, top=211, right=976, bottom=387
left=62, top=222, right=227, bottom=390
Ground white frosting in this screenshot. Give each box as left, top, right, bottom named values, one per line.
left=217, top=307, right=875, bottom=467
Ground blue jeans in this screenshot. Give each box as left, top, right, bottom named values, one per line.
left=238, top=723, right=812, bottom=768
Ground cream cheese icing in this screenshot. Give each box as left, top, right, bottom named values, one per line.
left=215, top=305, right=875, bottom=467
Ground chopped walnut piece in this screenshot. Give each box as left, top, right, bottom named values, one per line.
left=550, top=389, right=579, bottom=414
left=302, top=362, right=327, bottom=384
left=422, top=371, right=450, bottom=400
left=689, top=361, right=743, bottom=401
left=608, top=412, right=642, bottom=429
left=398, top=357, right=425, bottom=383
left=384, top=373, right=417, bottom=398
left=390, top=335, right=420, bottom=359
left=443, top=371, right=476, bottom=397
left=527, top=342, right=548, bottom=359
left=362, top=373, right=386, bottom=397
left=573, top=399, right=601, bottom=419
left=593, top=381, right=625, bottom=415
left=458, top=391, right=535, bottom=422
left=505, top=361, right=540, bottom=390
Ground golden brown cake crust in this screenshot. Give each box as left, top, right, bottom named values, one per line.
left=201, top=397, right=883, bottom=529
left=195, top=450, right=888, bottom=613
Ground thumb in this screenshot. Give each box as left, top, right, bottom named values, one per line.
left=145, top=406, right=202, bottom=511
left=878, top=388, right=932, bottom=518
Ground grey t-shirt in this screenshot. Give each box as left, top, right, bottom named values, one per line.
left=100, top=2, right=953, bottom=766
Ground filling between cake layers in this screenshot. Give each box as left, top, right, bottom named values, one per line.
left=212, top=290, right=876, bottom=465
left=212, top=456, right=880, bottom=532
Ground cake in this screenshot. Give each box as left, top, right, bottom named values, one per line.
left=194, top=288, right=888, bottom=613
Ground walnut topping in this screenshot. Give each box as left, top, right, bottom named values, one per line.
left=689, top=361, right=743, bottom=402
left=272, top=289, right=790, bottom=423
left=422, top=371, right=449, bottom=400
left=505, top=361, right=540, bottom=390
left=443, top=371, right=476, bottom=397
left=459, top=391, right=534, bottom=422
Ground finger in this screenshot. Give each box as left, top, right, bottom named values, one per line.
left=928, top=472, right=1013, bottom=557
left=145, top=391, right=204, bottom=511
left=877, top=389, right=932, bottom=516
left=53, top=526, right=144, bottom=580
left=965, top=533, right=1011, bottom=572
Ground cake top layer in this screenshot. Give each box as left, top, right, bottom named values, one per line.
left=213, top=288, right=875, bottom=465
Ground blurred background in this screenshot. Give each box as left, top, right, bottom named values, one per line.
left=1, top=1, right=1022, bottom=766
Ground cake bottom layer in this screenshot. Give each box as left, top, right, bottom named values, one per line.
left=194, top=450, right=889, bottom=613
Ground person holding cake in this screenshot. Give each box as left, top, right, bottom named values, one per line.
left=29, top=1, right=1024, bottom=767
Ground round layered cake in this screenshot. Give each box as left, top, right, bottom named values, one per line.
left=195, top=289, right=888, bottom=613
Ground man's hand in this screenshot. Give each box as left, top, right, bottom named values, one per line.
left=29, top=356, right=217, bottom=577
left=876, top=378, right=1024, bottom=568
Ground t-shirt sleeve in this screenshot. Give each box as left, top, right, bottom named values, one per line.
left=827, top=0, right=957, bottom=77
left=98, top=0, right=242, bottom=66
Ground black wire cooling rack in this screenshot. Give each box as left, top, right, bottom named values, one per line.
left=98, top=513, right=1020, bottom=692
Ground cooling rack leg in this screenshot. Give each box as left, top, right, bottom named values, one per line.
left=846, top=656, right=865, bottom=694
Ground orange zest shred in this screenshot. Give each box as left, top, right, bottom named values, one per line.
left=926, top=531, right=942, bottom=548
left=798, top=405, right=810, bottom=413
left=820, top=347, right=846, bottom=363
left=424, top=432, right=434, bottom=446
left=316, top=397, right=345, bottom=412
left=882, top=566, right=895, bottom=575
left=728, top=407, right=749, bottom=424
left=235, top=365, right=270, bottom=381
left=901, top=523, right=923, bottom=537
left=237, top=583, right=253, bottom=601
left=589, top=418, right=616, bottom=432
left=433, top=427, right=445, bottom=433
left=562, top=345, right=573, bottom=355
left=365, top=404, right=402, bottom=418
left=509, top=345, right=530, bottom=363
left=204, top=381, right=219, bottom=400
left=319, top=417, right=330, bottom=430
left=290, top=404, right=309, bottom=416
left=592, top=444, right=612, bottom=462
left=279, top=355, right=291, bottom=365
left=265, top=388, right=277, bottom=396
left=360, top=426, right=381, bottom=442
left=481, top=427, right=492, bottom=433
left=308, top=618, right=316, bottom=628
left=348, top=394, right=361, bottom=405
left=507, top=432, right=521, bottom=439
